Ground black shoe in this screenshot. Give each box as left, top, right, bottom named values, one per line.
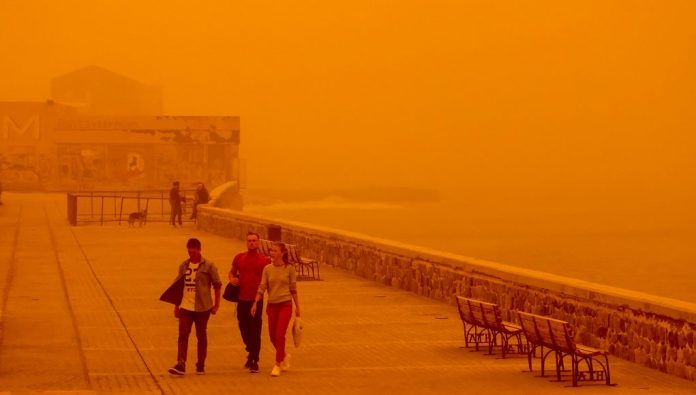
left=244, top=358, right=252, bottom=369
left=249, top=360, right=259, bottom=373
left=168, top=363, right=185, bottom=375
left=196, top=363, right=205, bottom=375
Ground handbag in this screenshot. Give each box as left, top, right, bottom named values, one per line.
left=222, top=283, right=240, bottom=302
left=292, top=317, right=304, bottom=347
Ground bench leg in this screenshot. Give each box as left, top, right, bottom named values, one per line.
left=574, top=354, right=613, bottom=386
left=501, top=335, right=508, bottom=358
left=464, top=323, right=483, bottom=349
left=555, top=352, right=563, bottom=381
left=572, top=356, right=579, bottom=387
left=487, top=331, right=496, bottom=355
left=540, top=347, right=551, bottom=377
left=603, top=355, right=612, bottom=385
left=463, top=323, right=472, bottom=348
left=526, top=343, right=534, bottom=371
left=499, top=333, right=522, bottom=359
left=504, top=333, right=525, bottom=358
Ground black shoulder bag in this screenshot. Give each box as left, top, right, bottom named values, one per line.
left=223, top=283, right=240, bottom=302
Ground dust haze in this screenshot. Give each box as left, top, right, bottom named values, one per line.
left=2, top=1, right=696, bottom=298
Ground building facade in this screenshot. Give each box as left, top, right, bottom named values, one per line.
left=0, top=101, right=240, bottom=191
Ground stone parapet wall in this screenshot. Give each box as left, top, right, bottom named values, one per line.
left=198, top=206, right=696, bottom=381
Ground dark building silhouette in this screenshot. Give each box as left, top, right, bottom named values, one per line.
left=50, top=65, right=163, bottom=115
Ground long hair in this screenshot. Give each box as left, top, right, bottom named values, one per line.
left=272, top=242, right=289, bottom=265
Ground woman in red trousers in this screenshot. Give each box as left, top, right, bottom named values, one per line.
left=251, top=242, right=301, bottom=376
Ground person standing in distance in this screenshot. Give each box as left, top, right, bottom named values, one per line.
left=229, top=232, right=270, bottom=373
left=169, top=181, right=184, bottom=227
left=252, top=242, right=301, bottom=377
left=167, top=238, right=222, bottom=375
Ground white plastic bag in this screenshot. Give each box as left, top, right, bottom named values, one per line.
left=292, top=317, right=304, bottom=347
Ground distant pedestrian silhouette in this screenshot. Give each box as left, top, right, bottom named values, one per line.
left=190, top=182, right=210, bottom=220
left=169, top=181, right=184, bottom=227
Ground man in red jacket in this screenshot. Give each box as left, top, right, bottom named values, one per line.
left=229, top=232, right=270, bottom=373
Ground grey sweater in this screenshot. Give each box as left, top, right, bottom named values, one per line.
left=257, top=263, right=297, bottom=304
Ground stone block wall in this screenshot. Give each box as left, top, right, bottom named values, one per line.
left=197, top=206, right=696, bottom=381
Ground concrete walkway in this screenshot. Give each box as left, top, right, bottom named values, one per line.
left=1, top=192, right=696, bottom=394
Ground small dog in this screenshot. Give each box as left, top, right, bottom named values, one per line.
left=128, top=208, right=148, bottom=227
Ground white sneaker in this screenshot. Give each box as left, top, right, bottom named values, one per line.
left=280, top=353, right=291, bottom=371
left=270, top=365, right=281, bottom=377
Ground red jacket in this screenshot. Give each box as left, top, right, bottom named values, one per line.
left=231, top=250, right=270, bottom=301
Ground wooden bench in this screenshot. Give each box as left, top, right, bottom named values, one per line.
left=516, top=311, right=613, bottom=387
left=286, top=243, right=320, bottom=281
left=455, top=296, right=525, bottom=358
left=258, top=239, right=320, bottom=280
left=259, top=238, right=273, bottom=256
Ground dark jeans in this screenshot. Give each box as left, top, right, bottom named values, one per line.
left=237, top=299, right=264, bottom=361
left=170, top=204, right=182, bottom=225
left=190, top=203, right=199, bottom=220
left=177, top=308, right=211, bottom=368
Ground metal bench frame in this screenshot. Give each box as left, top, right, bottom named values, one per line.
left=516, top=311, right=613, bottom=387
left=286, top=243, right=320, bottom=280
left=455, top=296, right=525, bottom=358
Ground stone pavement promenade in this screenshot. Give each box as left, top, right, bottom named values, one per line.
left=2, top=193, right=696, bottom=394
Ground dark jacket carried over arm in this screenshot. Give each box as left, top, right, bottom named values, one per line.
left=160, top=275, right=184, bottom=305
left=159, top=258, right=222, bottom=309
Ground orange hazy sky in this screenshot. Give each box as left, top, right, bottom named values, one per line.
left=1, top=0, right=695, bottom=199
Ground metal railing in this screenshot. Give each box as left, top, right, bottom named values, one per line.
left=67, top=189, right=197, bottom=226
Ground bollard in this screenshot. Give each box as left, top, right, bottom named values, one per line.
left=267, top=224, right=282, bottom=241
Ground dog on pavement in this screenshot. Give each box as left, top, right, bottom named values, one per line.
left=128, top=208, right=148, bottom=227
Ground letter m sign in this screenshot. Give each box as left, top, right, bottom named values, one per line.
left=2, top=115, right=41, bottom=140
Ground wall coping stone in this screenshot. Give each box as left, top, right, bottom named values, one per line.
left=202, top=207, right=696, bottom=323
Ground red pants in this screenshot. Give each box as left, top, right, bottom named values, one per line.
left=266, top=301, right=293, bottom=364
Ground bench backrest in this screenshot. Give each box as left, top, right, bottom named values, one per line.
left=286, top=243, right=302, bottom=264
left=258, top=240, right=302, bottom=261
left=517, top=311, right=542, bottom=345
left=478, top=300, right=504, bottom=331
left=456, top=296, right=504, bottom=330
left=547, top=318, right=574, bottom=353
left=456, top=296, right=477, bottom=325
left=517, top=311, right=575, bottom=353
left=259, top=239, right=273, bottom=256
left=466, top=298, right=487, bottom=327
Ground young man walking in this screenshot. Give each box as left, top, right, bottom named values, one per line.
left=164, top=238, right=222, bottom=375
left=229, top=232, right=270, bottom=373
